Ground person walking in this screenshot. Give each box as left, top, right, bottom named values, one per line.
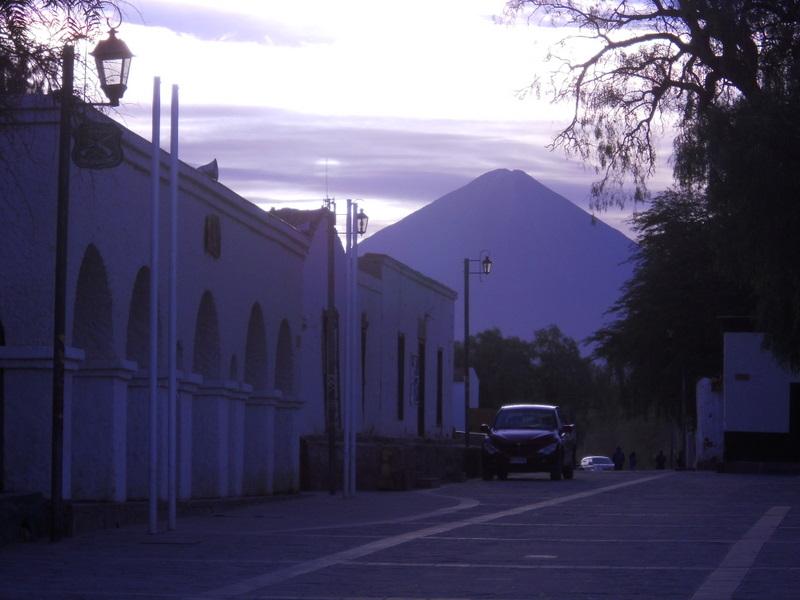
left=656, top=450, right=666, bottom=469
left=628, top=451, right=637, bottom=470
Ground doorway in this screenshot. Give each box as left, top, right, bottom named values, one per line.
left=790, top=383, right=800, bottom=461
left=417, top=338, right=426, bottom=437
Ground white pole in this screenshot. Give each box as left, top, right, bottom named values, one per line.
left=168, top=84, right=179, bottom=530
left=148, top=77, right=161, bottom=535
left=343, top=199, right=353, bottom=497
left=350, top=203, right=358, bottom=496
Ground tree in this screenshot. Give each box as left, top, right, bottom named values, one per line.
left=590, top=190, right=753, bottom=417
left=505, top=0, right=800, bottom=206
left=457, top=328, right=536, bottom=409
left=508, top=0, right=800, bottom=367
left=456, top=326, right=598, bottom=417
left=1, top=1, right=119, bottom=104
left=528, top=325, right=593, bottom=416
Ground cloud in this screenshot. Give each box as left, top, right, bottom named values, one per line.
left=130, top=0, right=332, bottom=45
left=118, top=102, right=646, bottom=237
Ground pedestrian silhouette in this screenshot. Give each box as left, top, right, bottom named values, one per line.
left=628, top=451, right=637, bottom=470
left=656, top=450, right=666, bottom=470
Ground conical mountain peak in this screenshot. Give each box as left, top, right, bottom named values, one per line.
left=361, top=169, right=634, bottom=345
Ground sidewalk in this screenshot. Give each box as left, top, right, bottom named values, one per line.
left=0, top=487, right=470, bottom=599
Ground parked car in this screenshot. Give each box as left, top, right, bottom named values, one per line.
left=480, top=404, right=576, bottom=481
left=579, top=456, right=615, bottom=471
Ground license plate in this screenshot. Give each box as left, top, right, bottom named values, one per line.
left=510, top=457, right=527, bottom=465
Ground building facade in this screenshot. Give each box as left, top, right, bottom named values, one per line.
left=0, top=98, right=458, bottom=502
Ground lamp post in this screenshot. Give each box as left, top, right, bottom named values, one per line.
left=463, top=253, right=492, bottom=476
left=343, top=201, right=367, bottom=498
left=50, top=28, right=133, bottom=541
left=322, top=198, right=367, bottom=496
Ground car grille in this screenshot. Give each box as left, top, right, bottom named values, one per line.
left=494, top=438, right=552, bottom=456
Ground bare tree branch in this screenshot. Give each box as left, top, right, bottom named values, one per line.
left=506, top=0, right=798, bottom=208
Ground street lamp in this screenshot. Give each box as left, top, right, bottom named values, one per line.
left=463, top=251, right=492, bottom=477
left=356, top=208, right=369, bottom=236
left=90, top=28, right=134, bottom=107
left=51, top=27, right=133, bottom=541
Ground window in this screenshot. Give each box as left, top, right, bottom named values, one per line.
left=204, top=214, right=222, bottom=258
left=436, top=349, right=443, bottom=426
left=397, top=333, right=405, bottom=420
left=361, top=313, right=368, bottom=414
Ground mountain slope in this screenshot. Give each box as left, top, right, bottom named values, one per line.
left=360, top=169, right=635, bottom=345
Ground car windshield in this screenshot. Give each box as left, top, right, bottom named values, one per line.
left=494, top=408, right=556, bottom=430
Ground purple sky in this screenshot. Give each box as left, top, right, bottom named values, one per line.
left=100, top=0, right=673, bottom=237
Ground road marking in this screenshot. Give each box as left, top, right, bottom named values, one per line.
left=429, top=536, right=736, bottom=543
left=525, top=554, right=557, bottom=559
left=274, top=490, right=481, bottom=534
left=690, top=505, right=790, bottom=600
left=348, top=560, right=709, bottom=571
left=191, top=473, right=670, bottom=599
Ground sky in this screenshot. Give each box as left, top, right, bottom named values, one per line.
left=89, top=0, right=673, bottom=237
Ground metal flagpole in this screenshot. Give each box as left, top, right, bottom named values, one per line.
left=148, top=76, right=161, bottom=534
left=350, top=203, right=358, bottom=496
left=168, top=84, right=179, bottom=530
left=343, top=200, right=353, bottom=497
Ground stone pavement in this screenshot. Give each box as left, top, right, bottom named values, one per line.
left=1, top=470, right=798, bottom=599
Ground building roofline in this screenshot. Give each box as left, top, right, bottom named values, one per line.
left=359, top=252, right=457, bottom=299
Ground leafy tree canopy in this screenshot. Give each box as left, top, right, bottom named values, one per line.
left=457, top=326, right=604, bottom=420
left=590, top=190, right=753, bottom=417
left=508, top=0, right=800, bottom=367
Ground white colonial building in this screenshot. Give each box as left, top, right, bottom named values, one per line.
left=0, top=97, right=458, bottom=504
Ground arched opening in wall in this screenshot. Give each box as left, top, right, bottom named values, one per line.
left=125, top=266, right=157, bottom=370
left=0, top=320, right=5, bottom=492
left=275, top=319, right=293, bottom=395
left=229, top=354, right=238, bottom=381
left=244, top=303, right=267, bottom=391
left=192, top=291, right=221, bottom=380
left=73, top=244, right=115, bottom=361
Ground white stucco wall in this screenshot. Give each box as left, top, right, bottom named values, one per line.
left=359, top=253, right=457, bottom=438
left=1, top=98, right=462, bottom=499
left=451, top=368, right=479, bottom=432
left=294, top=213, right=346, bottom=437
left=724, top=332, right=799, bottom=433
left=1, top=98, right=309, bottom=498
left=695, top=377, right=723, bottom=464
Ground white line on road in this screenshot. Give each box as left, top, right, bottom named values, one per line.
left=690, top=505, right=790, bottom=600
left=273, top=489, right=481, bottom=534
left=348, top=560, right=710, bottom=571
left=191, top=473, right=670, bottom=599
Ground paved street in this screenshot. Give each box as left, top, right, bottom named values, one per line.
left=1, top=471, right=799, bottom=599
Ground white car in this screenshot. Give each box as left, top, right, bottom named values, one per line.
left=579, top=456, right=615, bottom=471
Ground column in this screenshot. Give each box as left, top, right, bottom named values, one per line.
left=72, top=359, right=137, bottom=501
left=274, top=399, right=302, bottom=493
left=243, top=390, right=280, bottom=496
left=0, top=346, right=84, bottom=498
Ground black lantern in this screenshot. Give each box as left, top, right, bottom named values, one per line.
left=482, top=255, right=492, bottom=275
left=356, top=208, right=369, bottom=235
left=91, top=28, right=133, bottom=106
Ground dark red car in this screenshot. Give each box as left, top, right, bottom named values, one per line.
left=480, top=404, right=576, bottom=481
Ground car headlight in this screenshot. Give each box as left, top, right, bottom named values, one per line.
left=538, top=442, right=558, bottom=455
